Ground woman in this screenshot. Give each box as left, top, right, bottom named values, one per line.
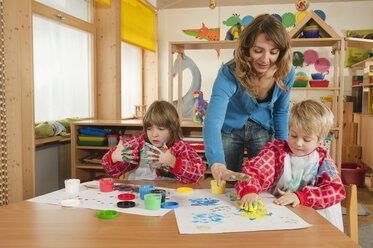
left=203, top=14, right=295, bottom=185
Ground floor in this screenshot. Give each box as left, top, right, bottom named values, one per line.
left=354, top=174, right=373, bottom=226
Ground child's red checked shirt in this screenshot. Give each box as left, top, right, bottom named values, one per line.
left=102, top=134, right=205, bottom=184
left=236, top=140, right=345, bottom=210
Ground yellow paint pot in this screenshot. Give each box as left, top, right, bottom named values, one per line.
left=210, top=180, right=226, bottom=194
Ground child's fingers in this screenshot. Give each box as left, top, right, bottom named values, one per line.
left=161, top=140, right=169, bottom=151
left=122, top=157, right=139, bottom=164
left=277, top=188, right=286, bottom=195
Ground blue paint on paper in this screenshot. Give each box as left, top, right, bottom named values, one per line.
left=189, top=198, right=220, bottom=206
left=192, top=213, right=224, bottom=224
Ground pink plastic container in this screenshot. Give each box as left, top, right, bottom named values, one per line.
left=100, top=178, right=114, bottom=192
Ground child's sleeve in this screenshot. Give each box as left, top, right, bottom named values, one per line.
left=169, top=141, right=206, bottom=184
left=235, top=141, right=284, bottom=198
left=101, top=134, right=143, bottom=178
left=294, top=150, right=346, bottom=209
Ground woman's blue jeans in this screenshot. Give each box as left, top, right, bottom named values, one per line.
left=221, top=119, right=274, bottom=172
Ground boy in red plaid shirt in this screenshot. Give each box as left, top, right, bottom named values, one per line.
left=102, top=101, right=205, bottom=184
left=236, top=99, right=345, bottom=231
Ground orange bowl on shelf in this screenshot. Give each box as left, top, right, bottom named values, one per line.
left=309, top=80, right=329, bottom=87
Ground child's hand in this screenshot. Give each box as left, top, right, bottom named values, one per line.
left=273, top=189, right=300, bottom=207
left=141, top=141, right=176, bottom=167
left=240, top=193, right=259, bottom=211
left=111, top=138, right=139, bottom=164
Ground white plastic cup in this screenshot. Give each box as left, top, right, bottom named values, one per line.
left=65, top=179, right=80, bottom=194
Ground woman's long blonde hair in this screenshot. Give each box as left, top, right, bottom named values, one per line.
left=143, top=100, right=182, bottom=147
left=231, top=14, right=292, bottom=98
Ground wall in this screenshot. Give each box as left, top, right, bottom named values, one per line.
left=158, top=1, right=373, bottom=102
left=35, top=142, right=71, bottom=196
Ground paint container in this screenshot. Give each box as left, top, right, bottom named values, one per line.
left=144, top=193, right=161, bottom=210
left=139, top=184, right=155, bottom=200
left=150, top=189, right=166, bottom=202
left=211, top=180, right=226, bottom=194
left=100, top=178, right=114, bottom=192
left=64, top=179, right=80, bottom=194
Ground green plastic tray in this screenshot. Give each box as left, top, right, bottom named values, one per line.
left=293, top=81, right=308, bottom=87
left=77, top=140, right=107, bottom=146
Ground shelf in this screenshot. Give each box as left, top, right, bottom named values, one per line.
left=76, top=146, right=112, bottom=150
left=350, top=57, right=373, bottom=70
left=345, top=37, right=373, bottom=50
left=170, top=38, right=342, bottom=53
left=76, top=164, right=104, bottom=170
left=291, top=38, right=341, bottom=47
left=352, top=84, right=373, bottom=88
left=292, top=87, right=341, bottom=91
left=170, top=40, right=236, bottom=52
left=35, top=136, right=71, bottom=147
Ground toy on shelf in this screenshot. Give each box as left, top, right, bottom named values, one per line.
left=134, top=105, right=147, bottom=119
left=192, top=90, right=208, bottom=124
left=225, top=22, right=244, bottom=40
left=35, top=117, right=82, bottom=138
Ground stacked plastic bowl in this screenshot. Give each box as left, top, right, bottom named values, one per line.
left=303, top=25, right=319, bottom=38
left=294, top=72, right=308, bottom=87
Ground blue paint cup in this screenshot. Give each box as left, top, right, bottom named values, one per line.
left=139, top=185, right=155, bottom=200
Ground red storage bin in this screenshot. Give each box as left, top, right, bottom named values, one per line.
left=309, top=80, right=329, bottom=87
left=341, top=163, right=367, bottom=187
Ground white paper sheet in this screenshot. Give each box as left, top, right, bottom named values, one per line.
left=28, top=181, right=172, bottom=217
left=174, top=188, right=312, bottom=234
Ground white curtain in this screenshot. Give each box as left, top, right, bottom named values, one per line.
left=121, top=42, right=142, bottom=118
left=33, top=15, right=93, bottom=123
left=34, top=0, right=91, bottom=22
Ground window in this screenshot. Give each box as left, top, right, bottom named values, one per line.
left=34, top=0, right=91, bottom=22
left=33, top=15, right=93, bottom=123
left=121, top=42, right=142, bottom=118
left=32, top=1, right=94, bottom=123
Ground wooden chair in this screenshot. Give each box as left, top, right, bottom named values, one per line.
left=341, top=184, right=358, bottom=243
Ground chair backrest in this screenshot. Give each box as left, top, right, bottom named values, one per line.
left=341, top=184, right=358, bottom=243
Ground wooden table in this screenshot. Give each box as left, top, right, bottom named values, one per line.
left=0, top=180, right=359, bottom=248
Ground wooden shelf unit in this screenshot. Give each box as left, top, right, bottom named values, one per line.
left=71, top=120, right=205, bottom=182
left=345, top=38, right=373, bottom=185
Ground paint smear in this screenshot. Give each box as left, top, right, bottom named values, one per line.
left=235, top=201, right=272, bottom=220
left=196, top=225, right=212, bottom=231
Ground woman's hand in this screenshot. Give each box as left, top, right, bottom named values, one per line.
left=210, top=163, right=251, bottom=186
left=240, top=193, right=259, bottom=211
left=111, top=138, right=139, bottom=164
left=273, top=189, right=300, bottom=207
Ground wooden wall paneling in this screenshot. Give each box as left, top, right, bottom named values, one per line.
left=143, top=49, right=159, bottom=106
left=352, top=113, right=361, bottom=145
left=95, top=0, right=121, bottom=120
left=361, top=116, right=373, bottom=169
left=143, top=10, right=158, bottom=107
left=4, top=0, right=35, bottom=201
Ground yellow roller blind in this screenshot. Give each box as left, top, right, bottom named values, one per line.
left=122, top=0, right=156, bottom=52
left=95, top=0, right=110, bottom=7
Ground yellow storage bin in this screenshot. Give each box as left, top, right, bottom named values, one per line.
left=78, top=135, right=107, bottom=142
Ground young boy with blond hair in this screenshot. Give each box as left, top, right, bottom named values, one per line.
left=236, top=99, right=345, bottom=231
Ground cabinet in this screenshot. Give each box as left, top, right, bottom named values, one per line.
left=345, top=37, right=373, bottom=189
left=71, top=120, right=205, bottom=182
left=169, top=14, right=345, bottom=170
